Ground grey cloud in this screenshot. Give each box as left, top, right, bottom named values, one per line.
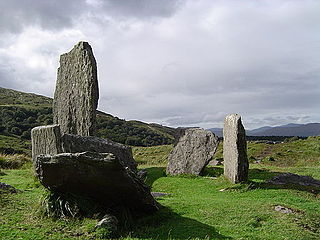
left=1, top=0, right=320, bottom=130
left=0, top=0, right=183, bottom=35
left=97, top=0, right=183, bottom=19
left=0, top=0, right=87, bottom=34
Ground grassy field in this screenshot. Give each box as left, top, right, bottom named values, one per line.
left=1, top=138, right=320, bottom=239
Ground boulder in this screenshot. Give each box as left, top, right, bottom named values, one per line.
left=53, top=41, right=99, bottom=136
left=35, top=152, right=159, bottom=214
left=31, top=125, right=62, bottom=163
left=166, top=128, right=219, bottom=175
left=223, top=114, right=248, bottom=183
left=61, top=134, right=137, bottom=171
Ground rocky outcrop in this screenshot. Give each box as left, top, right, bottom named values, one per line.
left=223, top=114, right=248, bottom=183
left=53, top=42, right=99, bottom=136
left=31, top=125, right=62, bottom=163
left=61, top=134, right=137, bottom=171
left=35, top=152, right=159, bottom=214
left=166, top=128, right=219, bottom=175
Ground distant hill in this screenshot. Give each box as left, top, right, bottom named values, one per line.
left=208, top=123, right=320, bottom=137
left=0, top=87, right=177, bottom=150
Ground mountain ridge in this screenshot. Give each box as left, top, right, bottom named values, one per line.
left=208, top=122, right=320, bottom=137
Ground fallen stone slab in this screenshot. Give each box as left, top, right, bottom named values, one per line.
left=61, top=134, right=137, bottom=171
left=267, top=173, right=320, bottom=188
left=31, top=124, right=137, bottom=171
left=166, top=128, right=219, bottom=175
left=35, top=152, right=158, bottom=214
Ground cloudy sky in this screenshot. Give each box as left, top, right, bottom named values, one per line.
left=0, top=0, right=319, bottom=129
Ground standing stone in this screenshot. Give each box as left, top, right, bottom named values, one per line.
left=223, top=114, right=248, bottom=183
left=53, top=41, right=99, bottom=136
left=31, top=125, right=62, bottom=163
left=166, top=128, right=219, bottom=175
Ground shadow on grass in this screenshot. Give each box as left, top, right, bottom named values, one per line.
left=144, top=167, right=166, bottom=186
left=129, top=206, right=232, bottom=240
left=248, top=168, right=320, bottom=194
left=202, top=166, right=224, bottom=177
left=248, top=168, right=281, bottom=181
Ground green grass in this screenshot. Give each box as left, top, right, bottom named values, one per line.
left=133, top=145, right=173, bottom=166
left=1, top=138, right=320, bottom=239
left=214, top=137, right=320, bottom=167
left=0, top=135, right=31, bottom=155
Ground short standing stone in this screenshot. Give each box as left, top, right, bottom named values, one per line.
left=223, top=114, right=248, bottom=183
left=53, top=41, right=99, bottom=136
left=166, top=128, right=219, bottom=175
left=31, top=125, right=62, bottom=164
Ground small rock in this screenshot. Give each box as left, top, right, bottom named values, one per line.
left=219, top=188, right=227, bottom=192
left=96, top=214, right=118, bottom=232
left=151, top=192, right=169, bottom=198
left=274, top=205, right=293, bottom=214
left=137, top=169, right=148, bottom=180
left=0, top=182, right=17, bottom=193
left=208, top=160, right=223, bottom=166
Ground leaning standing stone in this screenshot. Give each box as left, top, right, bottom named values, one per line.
left=223, top=114, right=248, bottom=183
left=53, top=41, right=99, bottom=136
left=166, top=128, right=219, bottom=175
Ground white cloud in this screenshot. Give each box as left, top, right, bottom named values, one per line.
left=0, top=0, right=319, bottom=129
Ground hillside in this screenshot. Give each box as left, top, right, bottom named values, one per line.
left=0, top=87, right=177, bottom=153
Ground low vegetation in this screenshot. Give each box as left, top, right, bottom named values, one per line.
left=1, top=137, right=320, bottom=239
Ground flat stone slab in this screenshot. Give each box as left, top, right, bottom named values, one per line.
left=62, top=134, right=137, bottom=171
left=35, top=152, right=158, bottom=214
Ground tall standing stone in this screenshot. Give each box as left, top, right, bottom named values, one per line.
left=166, top=128, right=219, bottom=175
left=223, top=114, right=248, bottom=183
left=53, top=41, right=99, bottom=136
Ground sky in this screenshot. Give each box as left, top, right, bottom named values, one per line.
left=0, top=0, right=319, bottom=129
